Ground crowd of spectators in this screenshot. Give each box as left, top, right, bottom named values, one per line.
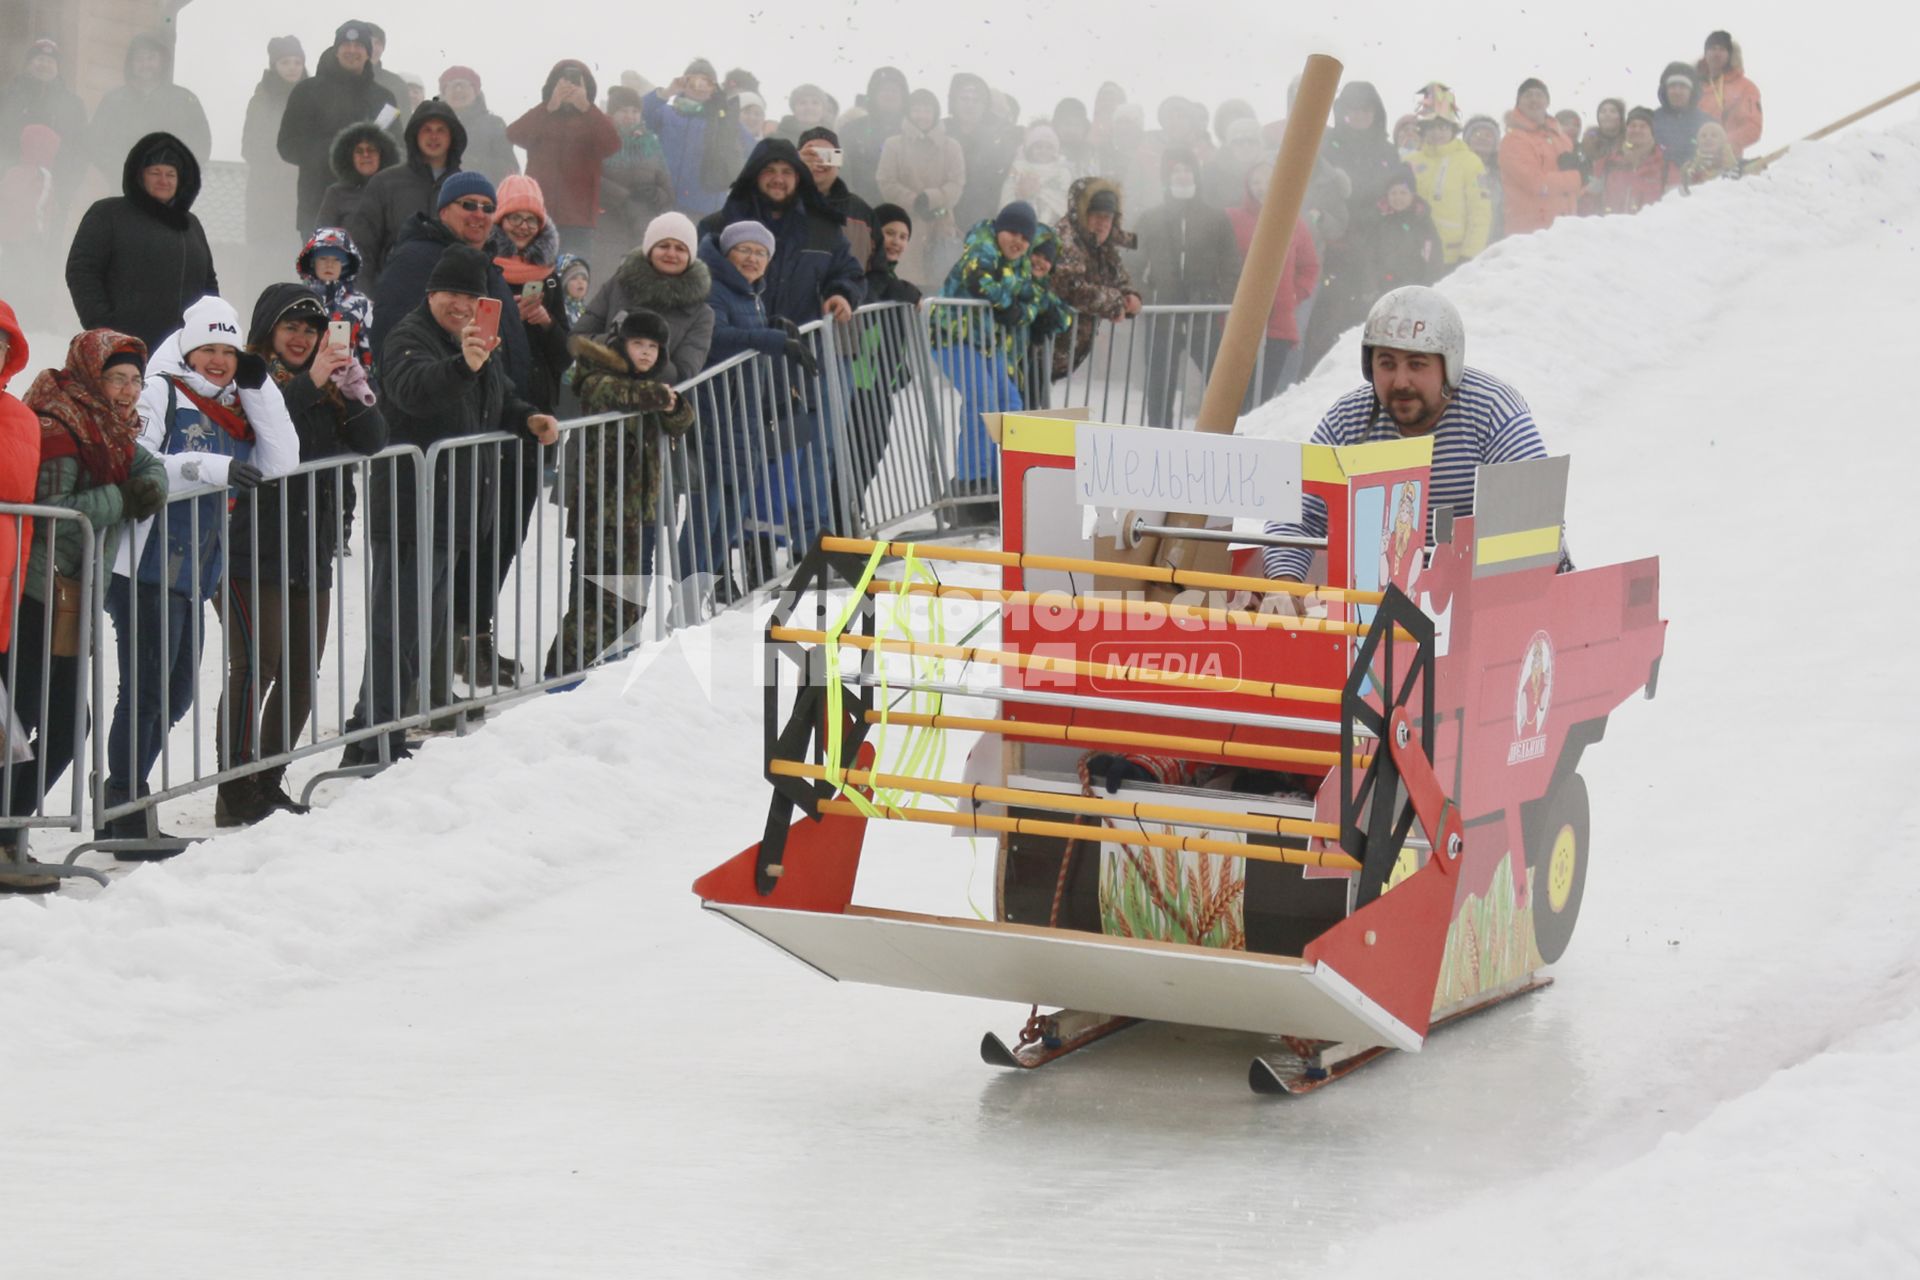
left=0, top=21, right=1766, bottom=886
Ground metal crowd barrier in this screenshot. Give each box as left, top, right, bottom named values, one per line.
left=0, top=298, right=1276, bottom=870
left=923, top=299, right=1284, bottom=434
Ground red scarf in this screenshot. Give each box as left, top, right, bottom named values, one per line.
left=494, top=256, right=551, bottom=288
left=166, top=375, right=253, bottom=442
left=24, top=330, right=147, bottom=486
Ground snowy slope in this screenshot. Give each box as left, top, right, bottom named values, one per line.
left=4, top=127, right=1919, bottom=1277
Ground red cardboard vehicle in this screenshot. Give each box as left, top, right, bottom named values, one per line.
left=695, top=415, right=1666, bottom=1093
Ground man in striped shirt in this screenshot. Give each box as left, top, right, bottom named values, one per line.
left=1263, top=285, right=1546, bottom=589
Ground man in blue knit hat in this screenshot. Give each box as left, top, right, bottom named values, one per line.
left=369, top=170, right=530, bottom=396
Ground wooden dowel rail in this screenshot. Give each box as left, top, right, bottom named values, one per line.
left=818, top=536, right=1384, bottom=606
left=769, top=626, right=1344, bottom=706
left=814, top=799, right=1361, bottom=872
left=860, top=709, right=1369, bottom=770
left=867, top=578, right=1413, bottom=642
left=773, top=759, right=1340, bottom=841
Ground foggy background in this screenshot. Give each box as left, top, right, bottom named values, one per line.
left=171, top=0, right=1910, bottom=163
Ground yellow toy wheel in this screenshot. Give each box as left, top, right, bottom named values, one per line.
left=1527, top=773, right=1589, bottom=964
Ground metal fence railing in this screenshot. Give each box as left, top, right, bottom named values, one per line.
left=0, top=298, right=1293, bottom=878
left=921, top=298, right=1285, bottom=437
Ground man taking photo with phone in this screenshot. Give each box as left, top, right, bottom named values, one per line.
left=343, top=244, right=557, bottom=767
left=370, top=171, right=531, bottom=399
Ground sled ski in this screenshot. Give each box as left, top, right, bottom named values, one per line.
left=980, top=1010, right=1138, bottom=1070
left=1248, top=975, right=1553, bottom=1095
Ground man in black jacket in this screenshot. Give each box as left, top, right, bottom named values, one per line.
left=341, top=246, right=557, bottom=766
left=347, top=98, right=468, bottom=292
left=277, top=21, right=398, bottom=234
left=371, top=172, right=530, bottom=398
left=698, top=139, right=865, bottom=542
left=65, top=132, right=219, bottom=354
left=796, top=127, right=875, bottom=270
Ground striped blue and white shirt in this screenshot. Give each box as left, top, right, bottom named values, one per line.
left=1262, top=367, right=1547, bottom=580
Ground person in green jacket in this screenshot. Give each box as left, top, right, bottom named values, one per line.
left=2, top=329, right=167, bottom=887
left=548, top=308, right=695, bottom=678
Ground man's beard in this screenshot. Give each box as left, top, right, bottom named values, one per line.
left=1385, top=391, right=1438, bottom=429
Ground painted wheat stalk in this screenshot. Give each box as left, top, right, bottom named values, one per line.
left=1097, top=828, right=1245, bottom=949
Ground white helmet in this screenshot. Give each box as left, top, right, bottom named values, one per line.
left=1362, top=286, right=1465, bottom=394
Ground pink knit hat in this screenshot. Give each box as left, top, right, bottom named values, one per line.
left=492, top=174, right=547, bottom=225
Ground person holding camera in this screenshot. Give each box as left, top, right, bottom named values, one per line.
left=342, top=246, right=557, bottom=768
left=216, top=286, right=387, bottom=826
left=506, top=61, right=621, bottom=258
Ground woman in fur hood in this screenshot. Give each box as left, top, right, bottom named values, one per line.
left=314, top=120, right=400, bottom=231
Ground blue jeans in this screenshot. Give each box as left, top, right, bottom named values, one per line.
left=934, top=344, right=1022, bottom=490
left=104, top=575, right=202, bottom=802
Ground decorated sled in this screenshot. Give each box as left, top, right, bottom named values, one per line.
left=694, top=415, right=1666, bottom=1093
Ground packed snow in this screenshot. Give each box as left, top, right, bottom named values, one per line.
left=4, top=122, right=1919, bottom=1278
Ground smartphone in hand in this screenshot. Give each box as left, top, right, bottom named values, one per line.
left=520, top=281, right=543, bottom=302
left=328, top=320, right=352, bottom=352
left=473, top=297, right=502, bottom=346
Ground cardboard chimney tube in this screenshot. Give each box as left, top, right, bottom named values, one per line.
left=1136, top=53, right=1343, bottom=584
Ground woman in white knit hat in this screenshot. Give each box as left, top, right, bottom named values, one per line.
left=100, top=295, right=300, bottom=852
left=577, top=211, right=714, bottom=381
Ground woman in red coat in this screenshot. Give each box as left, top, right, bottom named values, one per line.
left=0, top=301, right=39, bottom=659
left=0, top=299, right=43, bottom=890
left=505, top=60, right=621, bottom=258
left=1227, top=161, right=1320, bottom=402
left=1596, top=108, right=1681, bottom=216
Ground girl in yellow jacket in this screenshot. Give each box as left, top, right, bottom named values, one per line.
left=1407, top=112, right=1491, bottom=266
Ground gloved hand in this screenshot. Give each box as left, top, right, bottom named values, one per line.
left=234, top=352, right=270, bottom=390
left=782, top=338, right=819, bottom=378
left=120, top=474, right=167, bottom=520
left=331, top=357, right=377, bottom=406
left=774, top=316, right=802, bottom=340
left=625, top=380, right=675, bottom=412
left=227, top=461, right=265, bottom=490
left=1084, top=752, right=1156, bottom=795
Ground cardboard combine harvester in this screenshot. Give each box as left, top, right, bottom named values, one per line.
left=695, top=421, right=1665, bottom=1092
left=693, top=56, right=1667, bottom=1093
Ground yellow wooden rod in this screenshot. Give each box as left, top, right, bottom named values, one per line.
left=862, top=708, right=1365, bottom=770
left=869, top=578, right=1411, bottom=641
left=818, top=536, right=1385, bottom=606
left=772, top=759, right=1340, bottom=840
left=815, top=798, right=1361, bottom=872
left=770, top=626, right=1343, bottom=707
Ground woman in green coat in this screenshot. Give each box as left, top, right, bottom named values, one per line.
left=3, top=330, right=167, bottom=880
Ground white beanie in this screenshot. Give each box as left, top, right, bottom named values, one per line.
left=178, top=296, right=244, bottom=355
left=642, top=211, right=699, bottom=257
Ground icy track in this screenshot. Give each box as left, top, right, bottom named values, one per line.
left=6, top=125, right=1920, bottom=1278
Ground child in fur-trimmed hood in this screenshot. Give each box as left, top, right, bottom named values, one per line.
left=548, top=308, right=695, bottom=677
left=297, top=226, right=375, bottom=370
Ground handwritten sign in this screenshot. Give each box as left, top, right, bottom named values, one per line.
left=1074, top=423, right=1301, bottom=522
